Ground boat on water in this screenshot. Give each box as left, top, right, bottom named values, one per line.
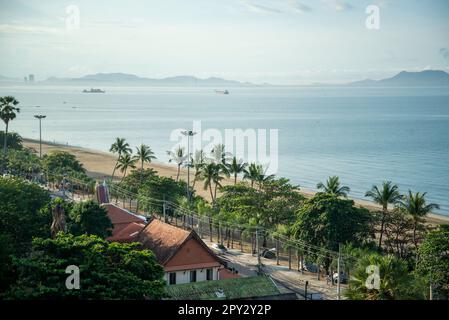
left=82, top=88, right=105, bottom=93
left=215, top=89, right=229, bottom=94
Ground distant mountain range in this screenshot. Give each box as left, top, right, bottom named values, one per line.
left=43, top=73, right=256, bottom=87
left=346, top=70, right=449, bottom=87
left=1, top=70, right=448, bottom=87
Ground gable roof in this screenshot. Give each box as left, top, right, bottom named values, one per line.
left=107, top=221, right=146, bottom=242
left=102, top=203, right=147, bottom=225
left=137, top=219, right=222, bottom=266
left=102, top=203, right=147, bottom=242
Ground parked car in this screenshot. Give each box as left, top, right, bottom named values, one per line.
left=211, top=243, right=227, bottom=254
left=332, top=272, right=348, bottom=284
left=302, top=262, right=319, bottom=273
left=261, top=248, right=276, bottom=259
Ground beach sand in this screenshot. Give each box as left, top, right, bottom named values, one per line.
left=23, top=138, right=449, bottom=225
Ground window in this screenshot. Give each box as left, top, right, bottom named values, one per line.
left=206, top=268, right=213, bottom=281
left=169, top=272, right=176, bottom=285
left=190, top=270, right=197, bottom=283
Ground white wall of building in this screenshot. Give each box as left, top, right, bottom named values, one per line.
left=164, top=267, right=219, bottom=285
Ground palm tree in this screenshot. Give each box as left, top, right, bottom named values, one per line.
left=199, top=162, right=224, bottom=203
left=365, top=181, right=403, bottom=251
left=133, top=144, right=156, bottom=171
left=227, top=156, right=247, bottom=185
left=0, top=96, right=20, bottom=170
left=255, top=167, right=275, bottom=190
left=398, top=191, right=440, bottom=248
left=243, top=163, right=261, bottom=188
left=109, top=138, right=131, bottom=180
left=116, top=153, right=136, bottom=181
left=167, top=146, right=187, bottom=181
left=191, top=149, right=205, bottom=190
left=210, top=143, right=231, bottom=165
left=316, top=176, right=350, bottom=197
left=345, top=253, right=424, bottom=300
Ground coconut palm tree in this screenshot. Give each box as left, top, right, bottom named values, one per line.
left=133, top=144, right=156, bottom=171
left=191, top=149, right=205, bottom=190
left=227, top=156, right=247, bottom=185
left=243, top=163, right=261, bottom=188
left=167, top=146, right=187, bottom=181
left=0, top=96, right=20, bottom=170
left=365, top=181, right=403, bottom=252
left=109, top=138, right=131, bottom=180
left=317, top=176, right=350, bottom=197
left=199, top=162, right=224, bottom=203
left=398, top=191, right=440, bottom=248
left=345, top=253, right=425, bottom=300
left=116, top=153, right=136, bottom=181
left=210, top=143, right=232, bottom=165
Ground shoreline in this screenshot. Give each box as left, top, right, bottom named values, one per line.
left=23, top=138, right=449, bottom=225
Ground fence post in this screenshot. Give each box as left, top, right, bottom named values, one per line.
left=240, top=230, right=243, bottom=252
left=288, top=246, right=292, bottom=270
left=276, top=238, right=280, bottom=266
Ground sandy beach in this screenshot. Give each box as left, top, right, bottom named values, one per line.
left=23, top=138, right=449, bottom=225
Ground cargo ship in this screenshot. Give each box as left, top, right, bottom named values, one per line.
left=82, top=88, right=105, bottom=93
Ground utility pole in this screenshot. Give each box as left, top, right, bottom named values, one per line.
left=34, top=114, right=46, bottom=159
left=337, top=243, right=341, bottom=300
left=181, top=130, right=197, bottom=202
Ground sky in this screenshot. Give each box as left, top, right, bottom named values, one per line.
left=0, top=0, right=448, bottom=84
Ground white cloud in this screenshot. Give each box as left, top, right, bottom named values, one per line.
left=288, top=0, right=312, bottom=13
left=241, top=0, right=283, bottom=14
left=321, top=0, right=353, bottom=12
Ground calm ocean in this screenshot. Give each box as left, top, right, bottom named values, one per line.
left=2, top=85, right=449, bottom=215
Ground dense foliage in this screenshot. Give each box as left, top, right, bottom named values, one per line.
left=68, top=200, right=113, bottom=238
left=5, top=234, right=165, bottom=299
left=292, top=193, right=374, bottom=252
left=416, top=225, right=449, bottom=299
left=345, top=253, right=427, bottom=300
left=0, top=177, right=52, bottom=254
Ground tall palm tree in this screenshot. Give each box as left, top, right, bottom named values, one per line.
left=199, top=162, right=224, bottom=203
left=227, top=156, right=247, bottom=185
left=167, top=146, right=187, bottom=181
left=398, top=191, right=440, bottom=248
left=191, top=149, right=205, bottom=190
left=109, top=138, right=131, bottom=180
left=210, top=143, right=232, bottom=165
left=133, top=144, right=156, bottom=171
left=255, top=167, right=275, bottom=190
left=365, top=181, right=403, bottom=252
left=316, top=176, right=350, bottom=197
left=116, top=153, right=136, bottom=181
left=0, top=96, right=20, bottom=170
left=243, top=163, right=262, bottom=188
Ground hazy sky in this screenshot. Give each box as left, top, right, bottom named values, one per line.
left=1, top=0, right=448, bottom=84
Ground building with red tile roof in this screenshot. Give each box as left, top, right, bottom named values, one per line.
left=101, top=202, right=226, bottom=285
left=137, top=219, right=224, bottom=285
left=102, top=203, right=147, bottom=242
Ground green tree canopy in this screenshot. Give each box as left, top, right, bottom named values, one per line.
left=292, top=193, right=374, bottom=253
left=0, top=131, right=23, bottom=150
left=5, top=233, right=165, bottom=299
left=42, top=150, right=86, bottom=175
left=345, top=253, right=427, bottom=300
left=0, top=177, right=51, bottom=254
left=416, top=225, right=449, bottom=299
left=68, top=200, right=113, bottom=238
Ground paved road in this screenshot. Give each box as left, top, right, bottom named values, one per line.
left=206, top=240, right=346, bottom=300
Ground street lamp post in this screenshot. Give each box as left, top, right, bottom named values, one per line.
left=181, top=130, right=197, bottom=202
left=34, top=114, right=46, bottom=158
